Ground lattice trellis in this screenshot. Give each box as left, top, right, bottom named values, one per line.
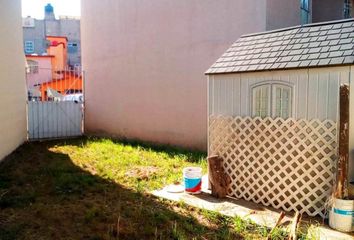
left=209, top=115, right=338, bottom=217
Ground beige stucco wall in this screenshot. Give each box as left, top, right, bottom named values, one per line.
left=81, top=0, right=346, bottom=151
left=312, top=0, right=345, bottom=23
left=0, top=0, right=27, bottom=160
left=81, top=0, right=269, bottom=150
left=266, top=0, right=301, bottom=30
left=266, top=0, right=346, bottom=30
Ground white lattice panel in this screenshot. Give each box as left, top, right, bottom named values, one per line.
left=209, top=115, right=337, bottom=217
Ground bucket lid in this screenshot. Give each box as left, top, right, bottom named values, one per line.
left=165, top=184, right=184, bottom=193
left=183, top=167, right=202, bottom=173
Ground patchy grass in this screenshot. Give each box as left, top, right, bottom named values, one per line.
left=0, top=137, right=306, bottom=239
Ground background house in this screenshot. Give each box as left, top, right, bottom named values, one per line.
left=0, top=0, right=27, bottom=160
left=26, top=55, right=54, bottom=87
left=26, top=36, right=83, bottom=102
left=81, top=0, right=352, bottom=151
left=206, top=19, right=354, bottom=216
left=23, top=4, right=81, bottom=67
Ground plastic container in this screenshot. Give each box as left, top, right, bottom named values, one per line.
left=329, top=198, right=354, bottom=232
left=183, top=167, right=202, bottom=194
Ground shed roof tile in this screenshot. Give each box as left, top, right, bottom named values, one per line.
left=206, top=18, right=354, bottom=74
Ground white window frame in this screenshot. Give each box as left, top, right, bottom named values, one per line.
left=251, top=84, right=271, bottom=118
left=251, top=82, right=294, bottom=119
left=24, top=41, right=35, bottom=53
left=27, top=60, right=39, bottom=74
left=271, top=84, right=292, bottom=119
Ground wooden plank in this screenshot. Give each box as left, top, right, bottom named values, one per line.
left=208, top=155, right=231, bottom=198
left=208, top=76, right=213, bottom=116
left=317, top=73, right=329, bottom=120
left=289, top=74, right=299, bottom=119
left=233, top=76, right=241, bottom=116
left=214, top=77, right=220, bottom=115
left=307, top=73, right=319, bottom=119
left=226, top=77, right=233, bottom=114
left=296, top=73, right=308, bottom=119
left=240, top=76, right=249, bottom=116
left=350, top=66, right=354, bottom=182
left=327, top=77, right=339, bottom=121
left=335, top=84, right=349, bottom=199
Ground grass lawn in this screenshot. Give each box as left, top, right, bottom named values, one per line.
left=0, top=137, right=300, bottom=239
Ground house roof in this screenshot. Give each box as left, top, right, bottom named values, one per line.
left=206, top=19, right=354, bottom=75
left=26, top=55, right=54, bottom=58
left=46, top=36, right=68, bottom=41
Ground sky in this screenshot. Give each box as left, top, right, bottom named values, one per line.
left=22, top=0, right=80, bottom=19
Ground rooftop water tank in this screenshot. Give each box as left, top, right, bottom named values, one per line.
left=45, top=4, right=54, bottom=13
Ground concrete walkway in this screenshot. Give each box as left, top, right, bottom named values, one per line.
left=152, top=176, right=353, bottom=240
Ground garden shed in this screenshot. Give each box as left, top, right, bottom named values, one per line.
left=206, top=19, right=354, bottom=217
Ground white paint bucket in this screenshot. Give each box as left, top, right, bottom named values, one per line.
left=183, top=167, right=202, bottom=194
left=329, top=198, right=354, bottom=232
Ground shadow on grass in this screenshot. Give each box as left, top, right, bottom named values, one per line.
left=0, top=140, right=238, bottom=240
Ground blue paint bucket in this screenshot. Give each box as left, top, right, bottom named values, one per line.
left=183, top=167, right=202, bottom=194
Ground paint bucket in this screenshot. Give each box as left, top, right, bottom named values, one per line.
left=183, top=167, right=202, bottom=194
left=329, top=198, right=354, bottom=232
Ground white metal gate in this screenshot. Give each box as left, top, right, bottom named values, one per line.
left=26, top=66, right=84, bottom=140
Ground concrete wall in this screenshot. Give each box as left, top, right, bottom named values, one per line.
left=81, top=0, right=268, bottom=150
left=0, top=0, right=27, bottom=160
left=266, top=0, right=346, bottom=30
left=81, top=0, right=348, bottom=151
left=59, top=17, right=81, bottom=66
left=312, top=0, right=345, bottom=23
left=266, top=0, right=301, bottom=30
left=23, top=19, right=46, bottom=54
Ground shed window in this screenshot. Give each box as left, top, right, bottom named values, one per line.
left=272, top=85, right=292, bottom=118
left=252, top=85, right=270, bottom=118
left=252, top=83, right=293, bottom=119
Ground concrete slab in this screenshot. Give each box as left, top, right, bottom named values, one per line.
left=151, top=176, right=354, bottom=240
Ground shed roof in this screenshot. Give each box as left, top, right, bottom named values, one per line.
left=206, top=19, right=354, bottom=75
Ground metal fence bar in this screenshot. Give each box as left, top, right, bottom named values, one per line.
left=26, top=66, right=84, bottom=140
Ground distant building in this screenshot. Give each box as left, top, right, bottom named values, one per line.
left=26, top=36, right=83, bottom=101
left=23, top=3, right=81, bottom=67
